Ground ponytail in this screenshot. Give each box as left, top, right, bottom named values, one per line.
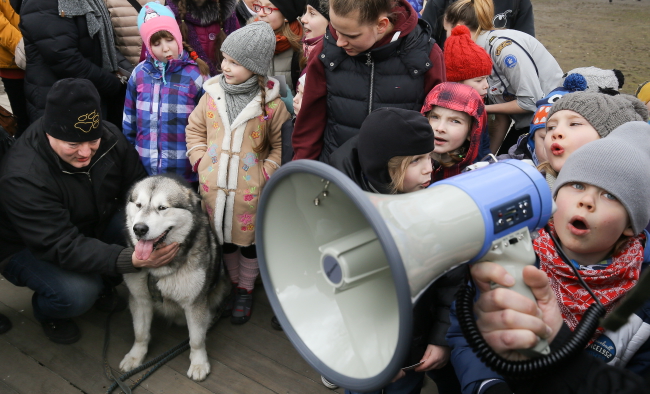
left=183, top=42, right=210, bottom=76
left=253, top=75, right=271, bottom=154
left=444, top=0, right=494, bottom=37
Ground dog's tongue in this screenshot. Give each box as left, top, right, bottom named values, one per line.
left=135, top=239, right=155, bottom=260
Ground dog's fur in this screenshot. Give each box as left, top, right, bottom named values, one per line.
left=120, top=175, right=229, bottom=381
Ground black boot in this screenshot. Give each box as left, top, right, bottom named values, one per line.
left=41, top=318, right=80, bottom=344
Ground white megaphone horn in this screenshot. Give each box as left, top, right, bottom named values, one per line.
left=256, top=159, right=553, bottom=392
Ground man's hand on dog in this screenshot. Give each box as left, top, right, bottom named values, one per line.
left=132, top=242, right=180, bottom=268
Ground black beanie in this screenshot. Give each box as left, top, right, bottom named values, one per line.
left=358, top=108, right=434, bottom=194
left=306, top=0, right=329, bottom=20
left=43, top=78, right=103, bottom=142
left=273, top=0, right=307, bottom=22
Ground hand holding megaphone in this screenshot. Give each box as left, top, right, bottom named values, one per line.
left=471, top=262, right=564, bottom=360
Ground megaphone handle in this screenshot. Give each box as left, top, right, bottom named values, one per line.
left=481, top=228, right=551, bottom=357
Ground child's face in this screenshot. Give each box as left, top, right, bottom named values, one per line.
left=293, top=83, right=304, bottom=116
left=428, top=106, right=472, bottom=154
left=255, top=0, right=286, bottom=31
left=533, top=128, right=548, bottom=163
left=544, top=110, right=600, bottom=172
left=400, top=153, right=433, bottom=193
left=460, top=76, right=489, bottom=98
left=329, top=9, right=390, bottom=57
left=301, top=5, right=329, bottom=39
left=151, top=36, right=179, bottom=63
left=554, top=182, right=634, bottom=264
left=221, top=53, right=254, bottom=85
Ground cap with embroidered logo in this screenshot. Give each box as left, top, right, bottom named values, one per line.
left=43, top=78, right=103, bottom=142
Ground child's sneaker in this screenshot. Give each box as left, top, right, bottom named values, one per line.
left=321, top=375, right=338, bottom=390
left=231, top=287, right=253, bottom=325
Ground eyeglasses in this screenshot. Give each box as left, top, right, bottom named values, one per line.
left=253, top=3, right=280, bottom=15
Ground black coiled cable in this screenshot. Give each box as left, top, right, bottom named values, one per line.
left=457, top=281, right=606, bottom=379
left=457, top=225, right=608, bottom=379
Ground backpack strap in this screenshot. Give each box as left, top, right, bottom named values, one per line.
left=126, top=0, right=142, bottom=13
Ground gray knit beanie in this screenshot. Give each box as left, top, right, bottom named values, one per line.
left=220, top=21, right=275, bottom=76
left=553, top=121, right=650, bottom=235
left=547, top=92, right=649, bottom=138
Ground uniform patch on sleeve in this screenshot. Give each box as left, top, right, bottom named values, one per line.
left=504, top=54, right=518, bottom=68
left=495, top=40, right=512, bottom=56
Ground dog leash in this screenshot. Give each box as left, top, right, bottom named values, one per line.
left=102, top=297, right=228, bottom=394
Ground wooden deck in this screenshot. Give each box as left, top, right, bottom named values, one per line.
left=0, top=277, right=438, bottom=394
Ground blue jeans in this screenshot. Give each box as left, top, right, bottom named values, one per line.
left=2, top=249, right=104, bottom=322
left=345, top=371, right=425, bottom=394
left=1, top=210, right=126, bottom=322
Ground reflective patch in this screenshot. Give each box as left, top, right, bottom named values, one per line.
left=495, top=40, right=512, bottom=56
left=586, top=335, right=616, bottom=363
left=504, top=54, right=518, bottom=68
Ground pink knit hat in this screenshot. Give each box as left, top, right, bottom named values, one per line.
left=137, top=2, right=183, bottom=60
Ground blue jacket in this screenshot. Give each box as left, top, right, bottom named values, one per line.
left=123, top=51, right=204, bottom=183
left=446, top=230, right=650, bottom=394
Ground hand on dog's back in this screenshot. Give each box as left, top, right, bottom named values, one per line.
left=132, top=242, right=180, bottom=268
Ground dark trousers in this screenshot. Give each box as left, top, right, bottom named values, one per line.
left=1, top=210, right=126, bottom=322
left=1, top=77, right=29, bottom=138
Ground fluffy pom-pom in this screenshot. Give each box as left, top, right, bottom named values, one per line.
left=451, top=25, right=471, bottom=37
left=564, top=73, right=588, bottom=92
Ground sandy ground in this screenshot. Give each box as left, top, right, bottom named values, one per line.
left=534, top=0, right=650, bottom=94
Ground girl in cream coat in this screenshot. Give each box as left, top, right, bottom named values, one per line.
left=185, top=21, right=290, bottom=325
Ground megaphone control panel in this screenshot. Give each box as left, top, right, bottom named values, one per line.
left=491, top=195, right=533, bottom=234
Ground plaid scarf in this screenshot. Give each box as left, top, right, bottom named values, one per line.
left=535, top=223, right=645, bottom=338
left=420, top=82, right=487, bottom=182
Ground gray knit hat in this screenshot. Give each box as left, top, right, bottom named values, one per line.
left=220, top=22, right=275, bottom=76
left=553, top=121, right=650, bottom=235
left=547, top=92, right=649, bottom=138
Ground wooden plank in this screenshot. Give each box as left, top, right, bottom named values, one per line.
left=79, top=288, right=335, bottom=393
left=0, top=380, right=19, bottom=394
left=0, top=338, right=82, bottom=394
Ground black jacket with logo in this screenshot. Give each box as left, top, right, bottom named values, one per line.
left=0, top=119, right=146, bottom=274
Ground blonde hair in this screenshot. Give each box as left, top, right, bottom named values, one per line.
left=387, top=156, right=413, bottom=194
left=536, top=161, right=558, bottom=178
left=253, top=75, right=270, bottom=154
left=444, top=0, right=495, bottom=37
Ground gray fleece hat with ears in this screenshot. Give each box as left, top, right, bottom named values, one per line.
left=220, top=21, right=276, bottom=76
left=547, top=92, right=649, bottom=138
left=553, top=121, right=650, bottom=235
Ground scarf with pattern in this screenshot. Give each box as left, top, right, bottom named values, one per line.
left=535, top=223, right=645, bottom=338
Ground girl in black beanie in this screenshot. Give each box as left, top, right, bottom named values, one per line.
left=329, top=108, right=465, bottom=392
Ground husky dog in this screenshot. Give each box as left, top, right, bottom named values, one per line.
left=120, top=175, right=229, bottom=381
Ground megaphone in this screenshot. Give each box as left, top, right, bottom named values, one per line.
left=256, top=159, right=553, bottom=392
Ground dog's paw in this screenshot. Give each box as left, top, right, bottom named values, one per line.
left=187, top=361, right=211, bottom=381
left=119, top=349, right=146, bottom=372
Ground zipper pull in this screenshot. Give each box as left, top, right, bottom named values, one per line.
left=365, top=53, right=372, bottom=67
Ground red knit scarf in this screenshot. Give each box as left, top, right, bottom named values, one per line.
left=275, top=20, right=303, bottom=55
left=535, top=223, right=645, bottom=338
